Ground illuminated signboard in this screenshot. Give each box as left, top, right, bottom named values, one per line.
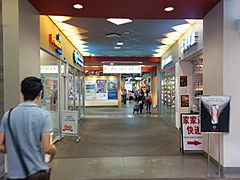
left=40, top=65, right=64, bottom=74
left=49, top=33, right=63, bottom=55
left=103, top=65, right=141, bottom=74
left=161, top=55, right=173, bottom=69
left=181, top=32, right=198, bottom=53
left=73, top=50, right=84, bottom=67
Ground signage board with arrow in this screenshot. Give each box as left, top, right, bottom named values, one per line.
left=181, top=113, right=203, bottom=151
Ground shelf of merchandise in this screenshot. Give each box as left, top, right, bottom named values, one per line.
left=192, top=59, right=203, bottom=111
left=161, top=76, right=175, bottom=108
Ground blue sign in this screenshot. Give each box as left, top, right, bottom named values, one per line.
left=73, top=50, right=84, bottom=67
left=108, top=80, right=118, bottom=100
left=108, top=91, right=118, bottom=100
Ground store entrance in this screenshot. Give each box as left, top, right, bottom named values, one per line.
left=40, top=49, right=85, bottom=143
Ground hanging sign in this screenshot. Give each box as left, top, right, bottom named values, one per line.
left=49, top=33, right=63, bottom=55
left=200, top=96, right=231, bottom=132
left=103, top=65, right=141, bottom=74
left=181, top=113, right=203, bottom=151
left=61, top=111, right=78, bottom=135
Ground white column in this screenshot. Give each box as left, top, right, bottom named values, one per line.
left=2, top=0, right=40, bottom=110
left=203, top=0, right=240, bottom=169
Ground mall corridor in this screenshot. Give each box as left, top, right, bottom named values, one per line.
left=50, top=104, right=238, bottom=179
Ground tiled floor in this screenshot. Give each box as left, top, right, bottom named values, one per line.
left=52, top=103, right=240, bottom=179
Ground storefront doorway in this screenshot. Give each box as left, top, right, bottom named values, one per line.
left=40, top=48, right=85, bottom=142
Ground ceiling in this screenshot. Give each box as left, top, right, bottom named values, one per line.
left=28, top=0, right=220, bottom=19
left=28, top=0, right=221, bottom=65
left=64, top=17, right=186, bottom=57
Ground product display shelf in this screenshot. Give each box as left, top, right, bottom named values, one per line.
left=192, top=60, right=203, bottom=111
left=161, top=76, right=175, bottom=108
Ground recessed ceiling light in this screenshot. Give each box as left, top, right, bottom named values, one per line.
left=116, top=42, right=124, bottom=46
left=114, top=46, right=121, bottom=49
left=139, top=62, right=143, bottom=64
left=164, top=7, right=174, bottom=12
left=124, top=31, right=130, bottom=35
left=110, top=63, right=114, bottom=65
left=107, top=18, right=132, bottom=25
left=73, top=4, right=83, bottom=9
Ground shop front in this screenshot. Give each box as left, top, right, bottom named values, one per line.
left=160, top=44, right=179, bottom=111
left=175, top=20, right=203, bottom=128
left=40, top=16, right=85, bottom=142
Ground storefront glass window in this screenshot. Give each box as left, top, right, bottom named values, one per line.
left=40, top=50, right=60, bottom=139
left=68, top=66, right=77, bottom=111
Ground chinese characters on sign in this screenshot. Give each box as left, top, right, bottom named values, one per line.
left=181, top=114, right=203, bottom=151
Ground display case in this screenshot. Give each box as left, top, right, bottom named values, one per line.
left=161, top=76, right=175, bottom=108
left=192, top=59, right=203, bottom=111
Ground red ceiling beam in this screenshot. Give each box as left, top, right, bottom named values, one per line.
left=84, top=56, right=160, bottom=64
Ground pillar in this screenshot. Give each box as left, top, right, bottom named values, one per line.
left=1, top=0, right=40, bottom=176
left=203, top=0, right=240, bottom=172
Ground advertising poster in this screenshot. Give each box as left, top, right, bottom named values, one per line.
left=180, top=76, right=187, bottom=87
left=68, top=74, right=74, bottom=110
left=96, top=79, right=107, bottom=100
left=85, top=80, right=96, bottom=100
left=200, top=96, right=231, bottom=132
left=108, top=80, right=118, bottom=100
left=181, top=114, right=203, bottom=151
left=181, top=95, right=189, bottom=107
left=61, top=111, right=78, bottom=135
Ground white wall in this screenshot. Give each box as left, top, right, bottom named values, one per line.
left=222, top=0, right=240, bottom=167
left=175, top=61, right=193, bottom=128
left=19, top=0, right=40, bottom=80
left=204, top=0, right=240, bottom=167
left=203, top=0, right=224, bottom=163
left=2, top=0, right=40, bottom=109
left=2, top=0, right=20, bottom=109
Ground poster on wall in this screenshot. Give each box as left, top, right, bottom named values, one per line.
left=181, top=95, right=189, bottom=107
left=181, top=114, right=203, bottom=151
left=180, top=76, right=187, bottom=87
left=68, top=74, right=74, bottom=110
left=108, top=80, right=118, bottom=99
left=96, top=79, right=107, bottom=100
left=85, top=80, right=96, bottom=100
left=200, top=96, right=231, bottom=132
left=61, top=111, right=78, bottom=135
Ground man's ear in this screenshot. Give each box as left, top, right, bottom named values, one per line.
left=37, top=91, right=42, bottom=99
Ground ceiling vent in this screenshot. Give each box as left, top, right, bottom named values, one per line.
left=105, top=33, right=121, bottom=38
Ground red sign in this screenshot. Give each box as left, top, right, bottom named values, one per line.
left=181, top=114, right=203, bottom=151
left=187, top=140, right=202, bottom=146
left=49, top=34, right=63, bottom=50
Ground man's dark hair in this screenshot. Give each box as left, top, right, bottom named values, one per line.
left=21, top=76, right=43, bottom=101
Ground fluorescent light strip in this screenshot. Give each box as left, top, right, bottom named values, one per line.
left=107, top=18, right=132, bottom=25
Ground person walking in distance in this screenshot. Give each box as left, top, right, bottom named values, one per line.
left=123, top=89, right=127, bottom=104
left=0, top=76, right=56, bottom=180
left=145, top=89, right=152, bottom=113
left=138, top=89, right=145, bottom=114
